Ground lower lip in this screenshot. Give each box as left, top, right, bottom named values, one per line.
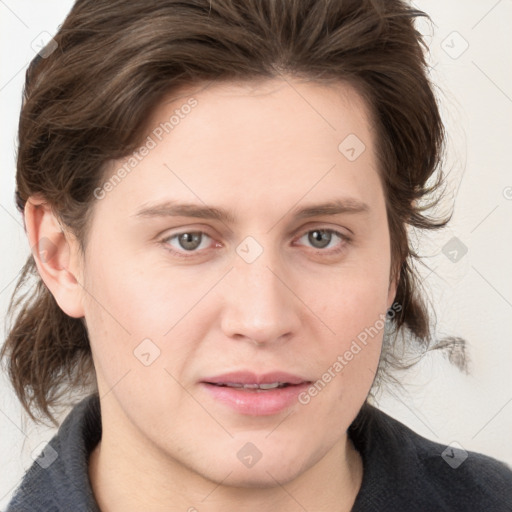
left=200, top=382, right=311, bottom=415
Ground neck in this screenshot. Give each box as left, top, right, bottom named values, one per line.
left=88, top=404, right=363, bottom=512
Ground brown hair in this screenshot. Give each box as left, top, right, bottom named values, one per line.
left=1, top=0, right=466, bottom=426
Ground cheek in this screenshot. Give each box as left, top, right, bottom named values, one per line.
left=305, top=254, right=391, bottom=395
left=82, top=246, right=184, bottom=339
left=314, top=261, right=391, bottom=339
left=81, top=248, right=212, bottom=393
left=300, top=273, right=388, bottom=426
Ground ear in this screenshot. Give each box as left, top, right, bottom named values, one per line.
left=24, top=195, right=85, bottom=318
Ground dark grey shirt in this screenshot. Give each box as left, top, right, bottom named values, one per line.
left=6, top=393, right=512, bottom=511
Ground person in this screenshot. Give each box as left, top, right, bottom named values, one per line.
left=1, top=0, right=511, bottom=511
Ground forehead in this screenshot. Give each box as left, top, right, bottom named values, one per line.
left=95, top=77, right=382, bottom=222
left=154, top=77, right=374, bottom=138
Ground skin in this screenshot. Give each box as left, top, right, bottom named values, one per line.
left=26, top=78, right=398, bottom=511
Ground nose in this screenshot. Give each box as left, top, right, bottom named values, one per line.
left=219, top=242, right=300, bottom=346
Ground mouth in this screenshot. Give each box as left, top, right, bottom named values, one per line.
left=206, top=382, right=293, bottom=390
left=199, top=371, right=312, bottom=415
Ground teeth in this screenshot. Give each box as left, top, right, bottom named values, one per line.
left=215, top=382, right=287, bottom=389
left=258, top=382, right=282, bottom=389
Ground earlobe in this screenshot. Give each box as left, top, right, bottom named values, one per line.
left=24, top=195, right=85, bottom=318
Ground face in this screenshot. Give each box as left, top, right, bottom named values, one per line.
left=75, top=78, right=397, bottom=486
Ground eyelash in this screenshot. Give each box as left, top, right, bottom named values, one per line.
left=160, top=227, right=351, bottom=259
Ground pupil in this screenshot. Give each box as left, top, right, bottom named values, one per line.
left=180, top=232, right=201, bottom=250
left=309, top=230, right=330, bottom=249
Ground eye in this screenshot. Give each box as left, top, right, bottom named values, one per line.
left=295, top=228, right=349, bottom=254
left=160, top=227, right=350, bottom=259
left=162, top=231, right=216, bottom=257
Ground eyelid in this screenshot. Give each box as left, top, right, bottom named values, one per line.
left=289, top=219, right=351, bottom=241
left=292, top=222, right=351, bottom=239
left=158, top=225, right=217, bottom=244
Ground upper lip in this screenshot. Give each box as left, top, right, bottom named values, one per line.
left=201, top=371, right=311, bottom=385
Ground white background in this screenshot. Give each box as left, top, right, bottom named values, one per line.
left=1, top=0, right=511, bottom=507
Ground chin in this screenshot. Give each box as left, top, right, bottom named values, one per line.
left=218, top=463, right=304, bottom=489
left=188, top=446, right=314, bottom=490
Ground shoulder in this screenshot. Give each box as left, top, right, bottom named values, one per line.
left=5, top=394, right=101, bottom=512
left=349, top=403, right=512, bottom=512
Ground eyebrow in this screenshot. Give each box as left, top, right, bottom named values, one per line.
left=133, top=198, right=370, bottom=224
